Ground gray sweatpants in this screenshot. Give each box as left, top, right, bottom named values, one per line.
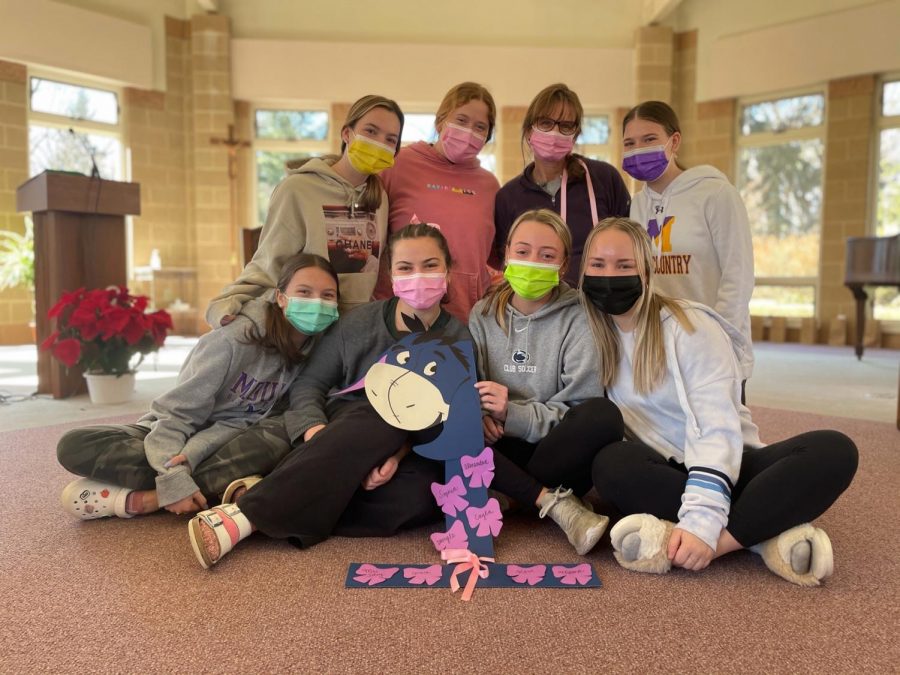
left=56, top=416, right=293, bottom=501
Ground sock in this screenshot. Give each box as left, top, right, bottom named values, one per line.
left=621, top=532, right=642, bottom=562
left=124, top=490, right=141, bottom=515
left=790, top=541, right=812, bottom=574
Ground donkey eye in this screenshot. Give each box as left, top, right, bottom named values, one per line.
left=423, top=361, right=437, bottom=377
left=396, top=351, right=410, bottom=365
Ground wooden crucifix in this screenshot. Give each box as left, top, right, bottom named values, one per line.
left=211, top=124, right=251, bottom=278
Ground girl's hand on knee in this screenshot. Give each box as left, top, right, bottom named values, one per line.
left=362, top=456, right=399, bottom=491
left=164, top=491, right=208, bottom=515
left=475, top=381, right=509, bottom=422
left=163, top=454, right=187, bottom=468
left=667, top=528, right=714, bottom=571
left=482, top=415, right=504, bottom=445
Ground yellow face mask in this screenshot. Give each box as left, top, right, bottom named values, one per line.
left=347, top=133, right=395, bottom=175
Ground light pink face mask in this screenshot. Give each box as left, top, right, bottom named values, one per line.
left=439, top=123, right=486, bottom=164
left=529, top=127, right=575, bottom=162
left=392, top=273, right=448, bottom=310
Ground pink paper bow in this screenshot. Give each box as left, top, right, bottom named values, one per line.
left=465, top=498, right=503, bottom=537
left=429, top=519, right=469, bottom=552
left=442, top=549, right=494, bottom=602
left=403, top=564, right=443, bottom=586
left=460, top=447, right=495, bottom=488
left=431, top=475, right=469, bottom=517
left=551, top=563, right=593, bottom=586
left=507, top=564, right=547, bottom=586
left=353, top=564, right=400, bottom=586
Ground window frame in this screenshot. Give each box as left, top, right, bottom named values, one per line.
left=26, top=71, right=125, bottom=179
left=868, top=73, right=900, bottom=327
left=250, top=102, right=331, bottom=228
left=575, top=111, right=614, bottom=164
left=735, top=87, right=827, bottom=319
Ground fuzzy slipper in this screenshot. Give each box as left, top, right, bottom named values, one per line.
left=753, top=523, right=833, bottom=587
left=188, top=504, right=253, bottom=569
left=222, top=475, right=263, bottom=503
left=609, top=514, right=675, bottom=574
left=60, top=478, right=134, bottom=520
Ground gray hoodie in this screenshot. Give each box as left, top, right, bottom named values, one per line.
left=138, top=298, right=306, bottom=506
left=468, top=284, right=603, bottom=443
left=205, top=157, right=389, bottom=326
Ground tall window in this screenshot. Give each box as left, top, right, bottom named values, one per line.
left=737, top=92, right=826, bottom=317
left=28, top=76, right=123, bottom=180
left=253, top=107, right=329, bottom=226
left=575, top=114, right=612, bottom=163
left=401, top=112, right=497, bottom=176
left=873, top=78, right=900, bottom=320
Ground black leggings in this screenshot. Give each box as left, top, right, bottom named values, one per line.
left=492, top=398, right=625, bottom=507
left=592, top=430, right=858, bottom=547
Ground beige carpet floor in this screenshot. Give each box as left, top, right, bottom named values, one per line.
left=1, top=406, right=898, bottom=674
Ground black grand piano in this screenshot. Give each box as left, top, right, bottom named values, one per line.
left=844, top=233, right=900, bottom=359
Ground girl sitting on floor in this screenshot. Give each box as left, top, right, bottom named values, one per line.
left=580, top=217, right=858, bottom=586
left=57, top=253, right=340, bottom=519
left=470, top=208, right=623, bottom=554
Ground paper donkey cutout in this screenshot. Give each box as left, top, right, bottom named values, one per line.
left=345, top=328, right=601, bottom=599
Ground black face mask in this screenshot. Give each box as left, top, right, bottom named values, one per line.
left=582, top=275, right=643, bottom=315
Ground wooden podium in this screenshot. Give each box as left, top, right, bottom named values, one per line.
left=17, top=171, right=141, bottom=398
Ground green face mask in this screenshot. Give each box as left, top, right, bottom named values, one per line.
left=503, top=260, right=560, bottom=300
left=283, top=297, right=339, bottom=335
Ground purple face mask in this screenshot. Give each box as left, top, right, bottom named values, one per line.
left=622, top=141, right=671, bottom=182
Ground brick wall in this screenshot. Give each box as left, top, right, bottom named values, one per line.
left=818, top=74, right=877, bottom=339
left=190, top=14, right=235, bottom=333
left=0, top=60, right=31, bottom=343
left=634, top=26, right=674, bottom=104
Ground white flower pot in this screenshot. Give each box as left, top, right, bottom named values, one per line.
left=84, top=372, right=136, bottom=405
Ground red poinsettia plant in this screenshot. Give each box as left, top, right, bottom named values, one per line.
left=40, top=286, right=173, bottom=376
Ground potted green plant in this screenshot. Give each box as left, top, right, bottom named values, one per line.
left=0, top=218, right=35, bottom=337
left=40, top=286, right=173, bottom=404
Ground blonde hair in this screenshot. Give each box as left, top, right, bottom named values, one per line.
left=480, top=208, right=572, bottom=333
left=522, top=83, right=586, bottom=179
left=579, top=217, right=694, bottom=394
left=434, top=82, right=497, bottom=141
left=287, top=94, right=404, bottom=213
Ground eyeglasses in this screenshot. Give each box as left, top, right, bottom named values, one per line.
left=534, top=117, right=579, bottom=136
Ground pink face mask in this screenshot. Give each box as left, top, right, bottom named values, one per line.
left=392, top=273, right=448, bottom=310
left=529, top=127, right=575, bottom=162
left=439, top=123, right=486, bottom=164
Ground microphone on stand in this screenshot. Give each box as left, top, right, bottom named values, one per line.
left=68, top=128, right=101, bottom=179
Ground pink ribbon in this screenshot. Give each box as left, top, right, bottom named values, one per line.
left=441, top=549, right=494, bottom=602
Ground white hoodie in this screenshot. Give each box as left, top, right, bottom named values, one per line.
left=608, top=302, right=762, bottom=550
left=630, top=166, right=754, bottom=377
left=205, top=157, right=389, bottom=327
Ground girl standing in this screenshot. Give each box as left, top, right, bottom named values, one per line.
left=581, top=217, right=857, bottom=586
left=494, top=83, right=631, bottom=286
left=373, top=82, right=500, bottom=322
left=623, top=100, right=754, bottom=378
left=58, top=254, right=340, bottom=518
left=470, top=209, right=624, bottom=555
left=206, top=95, right=403, bottom=325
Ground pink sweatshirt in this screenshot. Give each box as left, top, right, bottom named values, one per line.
left=374, top=141, right=500, bottom=322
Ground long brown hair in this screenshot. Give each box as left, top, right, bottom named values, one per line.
left=522, top=83, right=586, bottom=179
left=286, top=94, right=404, bottom=212
left=434, top=82, right=497, bottom=141
left=579, top=217, right=693, bottom=394
left=481, top=209, right=572, bottom=333
left=244, top=253, right=340, bottom=367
